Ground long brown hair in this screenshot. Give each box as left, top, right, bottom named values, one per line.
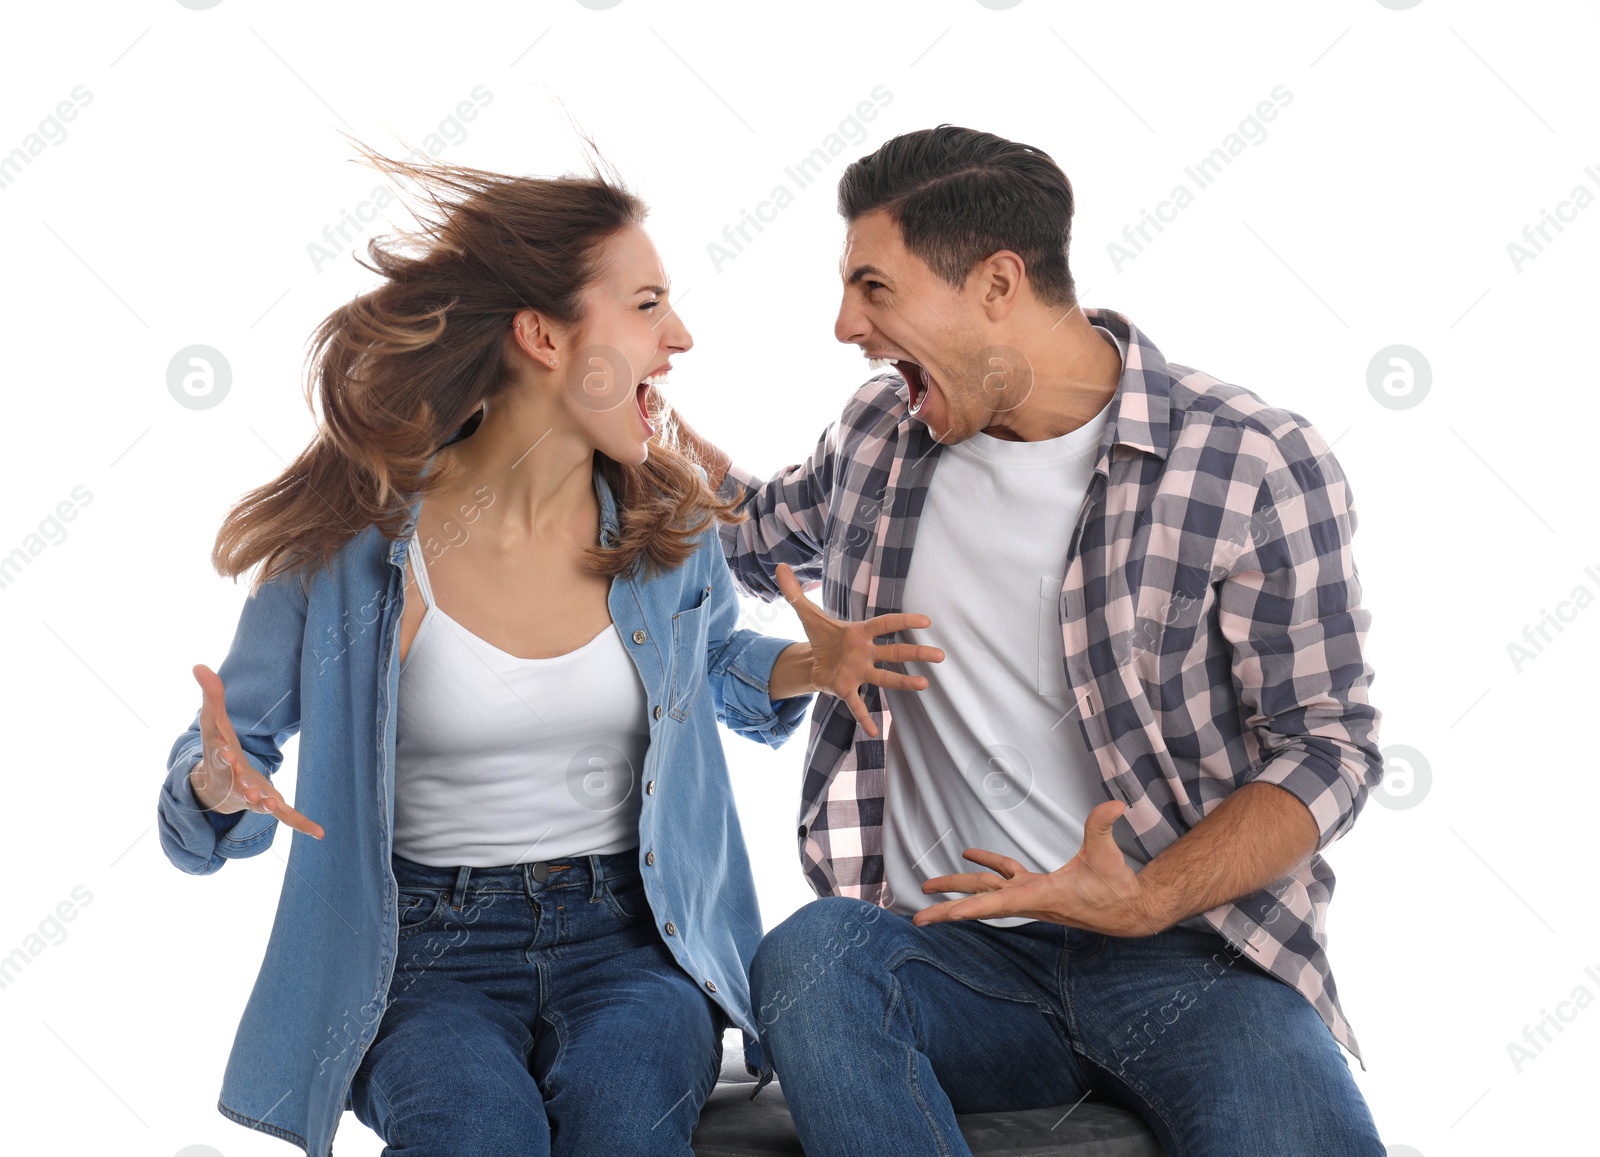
left=213, top=139, right=743, bottom=596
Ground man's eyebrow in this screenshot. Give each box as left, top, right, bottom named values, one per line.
left=845, top=264, right=889, bottom=286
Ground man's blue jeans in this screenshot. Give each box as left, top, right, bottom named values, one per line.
left=749, top=897, right=1384, bottom=1157
left=348, top=850, right=724, bottom=1155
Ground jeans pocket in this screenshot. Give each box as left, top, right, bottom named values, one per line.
left=601, top=871, right=649, bottom=922
left=395, top=887, right=446, bottom=940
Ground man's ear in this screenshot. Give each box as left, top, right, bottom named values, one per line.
left=976, top=250, right=1026, bottom=320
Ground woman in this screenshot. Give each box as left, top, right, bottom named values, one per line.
left=157, top=145, right=942, bottom=1156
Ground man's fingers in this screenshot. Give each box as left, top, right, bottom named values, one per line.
left=1084, top=799, right=1129, bottom=838
left=961, top=848, right=1027, bottom=879
left=913, top=888, right=1034, bottom=926
left=921, top=871, right=1005, bottom=896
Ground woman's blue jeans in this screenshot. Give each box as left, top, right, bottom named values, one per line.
left=349, top=850, right=724, bottom=1156
left=749, top=897, right=1385, bottom=1157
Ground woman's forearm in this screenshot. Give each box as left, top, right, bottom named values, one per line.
left=767, top=641, right=815, bottom=701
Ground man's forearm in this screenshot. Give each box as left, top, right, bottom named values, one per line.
left=1134, top=781, right=1320, bottom=930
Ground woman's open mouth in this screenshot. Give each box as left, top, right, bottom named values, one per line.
left=637, top=369, right=669, bottom=434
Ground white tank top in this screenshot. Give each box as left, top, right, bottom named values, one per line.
left=392, top=530, right=651, bottom=867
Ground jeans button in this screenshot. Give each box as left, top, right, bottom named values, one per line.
left=704, top=979, right=717, bottom=993
left=646, top=780, right=655, bottom=795
left=664, top=921, right=677, bottom=936
left=654, top=705, right=663, bottom=720
left=632, top=629, right=648, bottom=644
left=645, top=850, right=655, bottom=866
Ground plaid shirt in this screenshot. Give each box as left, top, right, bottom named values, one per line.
left=715, top=307, right=1382, bottom=1066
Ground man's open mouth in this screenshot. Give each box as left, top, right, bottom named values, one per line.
left=869, top=356, right=930, bottom=415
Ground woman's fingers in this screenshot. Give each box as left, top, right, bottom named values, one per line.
left=871, top=642, right=944, bottom=665
left=190, top=664, right=323, bottom=838
left=843, top=690, right=879, bottom=739
left=861, top=612, right=932, bottom=637
left=861, top=668, right=931, bottom=692
left=235, top=764, right=325, bottom=840
left=195, top=664, right=245, bottom=772
left=773, top=562, right=818, bottom=616
left=195, top=664, right=227, bottom=745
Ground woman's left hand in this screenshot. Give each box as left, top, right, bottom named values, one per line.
left=775, top=562, right=943, bottom=737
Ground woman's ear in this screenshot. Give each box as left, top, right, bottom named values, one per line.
left=510, top=307, right=561, bottom=370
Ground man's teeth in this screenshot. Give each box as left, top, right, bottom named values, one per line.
left=642, top=372, right=668, bottom=387
left=867, top=357, right=893, bottom=369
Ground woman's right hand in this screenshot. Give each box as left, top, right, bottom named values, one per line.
left=189, top=664, right=325, bottom=840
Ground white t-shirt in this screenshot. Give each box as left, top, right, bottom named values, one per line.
left=881, top=328, right=1211, bottom=931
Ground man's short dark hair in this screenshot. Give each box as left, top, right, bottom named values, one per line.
left=837, top=124, right=1077, bottom=309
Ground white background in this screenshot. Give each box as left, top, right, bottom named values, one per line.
left=1, top=1, right=1594, bottom=1154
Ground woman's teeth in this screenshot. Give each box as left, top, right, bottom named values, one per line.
left=642, top=372, right=668, bottom=387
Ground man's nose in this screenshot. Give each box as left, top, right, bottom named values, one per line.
left=835, top=296, right=867, bottom=347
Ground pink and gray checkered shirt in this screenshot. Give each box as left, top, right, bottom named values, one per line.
left=715, top=306, right=1383, bottom=1066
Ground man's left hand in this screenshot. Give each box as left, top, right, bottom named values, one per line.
left=911, top=800, right=1170, bottom=937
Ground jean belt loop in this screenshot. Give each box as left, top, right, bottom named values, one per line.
left=451, top=864, right=471, bottom=909
left=588, top=855, right=604, bottom=902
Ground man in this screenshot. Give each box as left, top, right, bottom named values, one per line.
left=679, top=125, right=1386, bottom=1156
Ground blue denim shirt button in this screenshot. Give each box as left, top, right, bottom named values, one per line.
left=632, top=629, right=647, bottom=644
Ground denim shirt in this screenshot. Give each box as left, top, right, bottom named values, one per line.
left=156, top=461, right=811, bottom=1156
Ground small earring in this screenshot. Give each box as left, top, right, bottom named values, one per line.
left=550, top=357, right=558, bottom=369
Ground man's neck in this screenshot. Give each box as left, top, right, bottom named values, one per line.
left=980, top=311, right=1122, bottom=442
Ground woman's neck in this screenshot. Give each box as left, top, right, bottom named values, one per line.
left=434, top=400, right=600, bottom=544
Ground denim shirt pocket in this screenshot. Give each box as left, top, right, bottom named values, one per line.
left=667, top=581, right=715, bottom=722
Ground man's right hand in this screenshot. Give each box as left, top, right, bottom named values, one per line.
left=189, top=663, right=325, bottom=840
